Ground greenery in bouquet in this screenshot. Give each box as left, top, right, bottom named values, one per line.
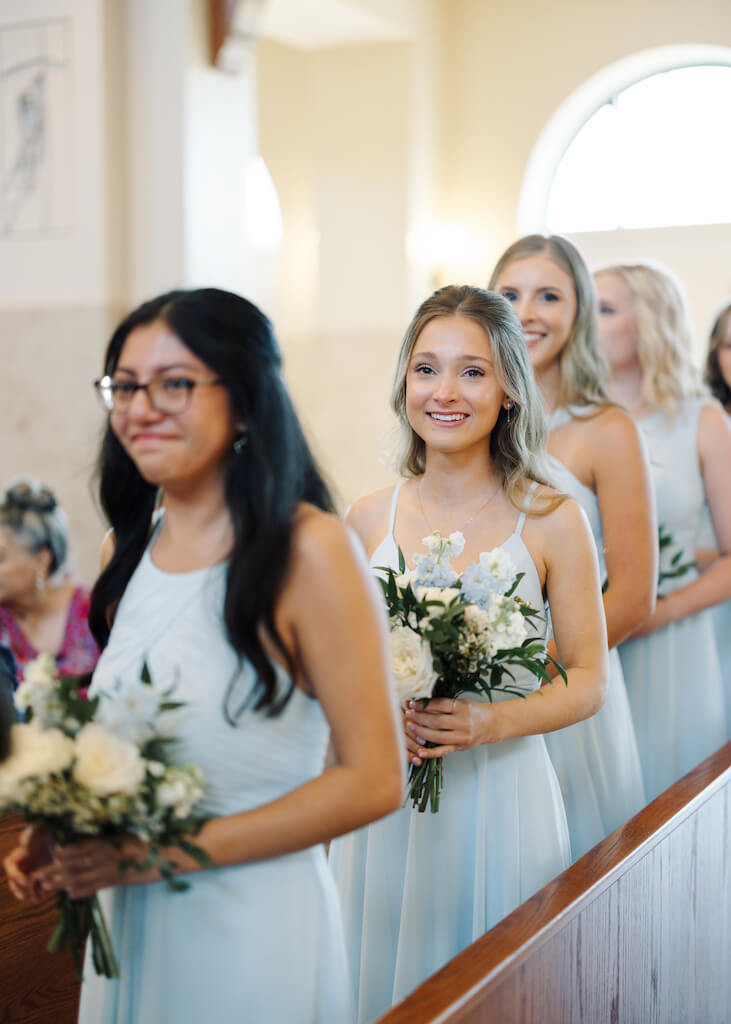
left=0, top=653, right=212, bottom=979
left=657, top=523, right=695, bottom=595
left=378, top=531, right=566, bottom=813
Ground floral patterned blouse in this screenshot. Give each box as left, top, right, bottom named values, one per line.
left=0, top=586, right=100, bottom=684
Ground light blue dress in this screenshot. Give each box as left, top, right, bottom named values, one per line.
left=619, top=398, right=727, bottom=802
left=329, top=484, right=571, bottom=1024
left=543, top=407, right=646, bottom=860
left=697, top=503, right=731, bottom=730
left=78, top=542, right=355, bottom=1024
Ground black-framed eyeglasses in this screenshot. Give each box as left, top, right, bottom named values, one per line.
left=93, top=374, right=225, bottom=415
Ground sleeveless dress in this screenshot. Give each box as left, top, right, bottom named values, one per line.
left=0, top=587, right=99, bottom=682
left=543, top=407, right=646, bottom=861
left=696, top=504, right=731, bottom=733
left=619, top=398, right=727, bottom=802
left=329, top=484, right=571, bottom=1024
left=78, top=543, right=355, bottom=1024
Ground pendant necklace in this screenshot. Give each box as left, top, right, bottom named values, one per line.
left=417, top=477, right=503, bottom=535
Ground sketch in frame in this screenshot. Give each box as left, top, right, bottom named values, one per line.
left=0, top=18, right=73, bottom=237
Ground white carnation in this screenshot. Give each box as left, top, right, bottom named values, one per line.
left=0, top=721, right=75, bottom=803
left=73, top=723, right=146, bottom=797
left=389, top=626, right=438, bottom=704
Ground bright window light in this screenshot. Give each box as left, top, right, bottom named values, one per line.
left=547, top=65, right=731, bottom=232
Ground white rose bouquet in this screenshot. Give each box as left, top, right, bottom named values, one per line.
left=0, top=656, right=211, bottom=979
left=379, top=531, right=566, bottom=813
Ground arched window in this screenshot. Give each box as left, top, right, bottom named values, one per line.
left=545, top=65, right=731, bottom=233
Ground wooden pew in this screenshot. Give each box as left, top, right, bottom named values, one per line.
left=378, top=741, right=731, bottom=1023
left=0, top=816, right=80, bottom=1024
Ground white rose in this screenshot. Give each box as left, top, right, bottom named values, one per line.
left=390, top=625, right=438, bottom=703
left=0, top=722, right=75, bottom=802
left=415, top=586, right=461, bottom=619
left=463, top=604, right=491, bottom=631
left=73, top=723, right=146, bottom=797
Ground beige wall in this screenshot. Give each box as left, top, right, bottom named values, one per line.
left=4, top=0, right=731, bottom=572
left=438, top=0, right=731, bottom=278
left=257, top=0, right=731, bottom=512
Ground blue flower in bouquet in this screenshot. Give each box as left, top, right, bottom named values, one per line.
left=412, top=554, right=458, bottom=588
left=412, top=530, right=465, bottom=588
left=461, top=547, right=516, bottom=608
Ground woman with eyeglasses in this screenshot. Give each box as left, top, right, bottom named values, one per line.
left=4, top=288, right=404, bottom=1024
left=0, top=479, right=99, bottom=684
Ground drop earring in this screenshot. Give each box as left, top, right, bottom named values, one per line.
left=233, top=435, right=248, bottom=454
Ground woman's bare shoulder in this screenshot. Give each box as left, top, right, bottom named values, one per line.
left=346, top=485, right=401, bottom=551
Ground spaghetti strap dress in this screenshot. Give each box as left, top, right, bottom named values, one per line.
left=697, top=503, right=731, bottom=731
left=78, top=541, right=355, bottom=1024
left=329, top=483, right=570, bottom=1023
left=619, top=398, right=727, bottom=802
left=543, top=406, right=646, bottom=860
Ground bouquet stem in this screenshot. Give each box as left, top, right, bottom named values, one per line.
left=48, top=892, right=120, bottom=980
left=404, top=753, right=444, bottom=813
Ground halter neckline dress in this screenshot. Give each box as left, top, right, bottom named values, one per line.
left=79, top=541, right=355, bottom=1024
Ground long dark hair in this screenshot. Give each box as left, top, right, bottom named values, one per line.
left=705, top=301, right=731, bottom=409
left=89, top=288, right=334, bottom=717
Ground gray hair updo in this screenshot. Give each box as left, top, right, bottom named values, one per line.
left=0, top=479, right=69, bottom=576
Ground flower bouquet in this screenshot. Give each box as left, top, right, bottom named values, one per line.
left=379, top=531, right=566, bottom=813
left=0, top=653, right=212, bottom=978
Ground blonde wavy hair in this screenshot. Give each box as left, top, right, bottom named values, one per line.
left=594, top=261, right=705, bottom=415
left=488, top=234, right=610, bottom=411
left=391, top=285, right=562, bottom=515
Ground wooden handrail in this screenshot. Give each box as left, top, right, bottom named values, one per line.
left=378, top=741, right=731, bottom=1023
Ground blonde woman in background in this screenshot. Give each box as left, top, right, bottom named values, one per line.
left=330, top=285, right=608, bottom=1022
left=697, top=301, right=731, bottom=724
left=595, top=263, right=730, bottom=801
left=489, top=235, right=653, bottom=861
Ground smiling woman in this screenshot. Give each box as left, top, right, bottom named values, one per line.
left=329, top=284, right=609, bottom=1023
left=488, top=235, right=655, bottom=862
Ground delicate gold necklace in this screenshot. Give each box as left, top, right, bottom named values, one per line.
left=417, top=477, right=503, bottom=535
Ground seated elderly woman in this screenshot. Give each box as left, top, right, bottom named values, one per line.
left=0, top=479, right=99, bottom=683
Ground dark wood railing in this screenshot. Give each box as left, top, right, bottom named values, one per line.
left=378, top=741, right=731, bottom=1023
left=1, top=743, right=728, bottom=1022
